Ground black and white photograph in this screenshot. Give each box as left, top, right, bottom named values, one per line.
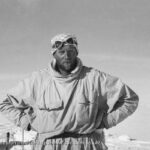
left=0, top=0, right=149, bottom=149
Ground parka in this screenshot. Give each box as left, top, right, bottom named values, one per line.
left=0, top=58, right=139, bottom=150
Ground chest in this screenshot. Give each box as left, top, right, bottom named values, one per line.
left=36, top=77, right=100, bottom=111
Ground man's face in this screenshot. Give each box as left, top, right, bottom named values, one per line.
left=53, top=45, right=78, bottom=73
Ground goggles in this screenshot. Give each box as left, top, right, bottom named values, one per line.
left=52, top=37, right=78, bottom=50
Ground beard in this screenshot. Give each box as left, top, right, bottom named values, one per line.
left=56, top=59, right=77, bottom=74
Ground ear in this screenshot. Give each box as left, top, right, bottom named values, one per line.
left=52, top=51, right=57, bottom=58
left=75, top=49, right=78, bottom=56
left=74, top=47, right=78, bottom=56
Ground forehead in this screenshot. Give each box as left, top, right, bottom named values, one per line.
left=59, top=45, right=77, bottom=51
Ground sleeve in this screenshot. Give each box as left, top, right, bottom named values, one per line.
left=99, top=72, right=139, bottom=129
left=0, top=73, right=37, bottom=131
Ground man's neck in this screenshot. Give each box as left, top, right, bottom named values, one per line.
left=57, top=68, right=71, bottom=76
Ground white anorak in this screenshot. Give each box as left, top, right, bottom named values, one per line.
left=0, top=58, right=139, bottom=150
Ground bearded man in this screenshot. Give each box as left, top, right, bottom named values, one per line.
left=0, top=33, right=139, bottom=150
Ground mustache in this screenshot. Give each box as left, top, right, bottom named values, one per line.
left=63, top=59, right=72, bottom=62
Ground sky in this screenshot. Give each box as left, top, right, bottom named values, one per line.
left=0, top=0, right=150, bottom=141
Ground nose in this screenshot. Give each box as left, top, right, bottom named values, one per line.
left=64, top=51, right=70, bottom=59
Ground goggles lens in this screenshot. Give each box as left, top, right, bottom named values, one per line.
left=52, top=38, right=77, bottom=49
left=54, top=41, right=62, bottom=49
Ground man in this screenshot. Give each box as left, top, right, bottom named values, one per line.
left=0, top=33, right=139, bottom=150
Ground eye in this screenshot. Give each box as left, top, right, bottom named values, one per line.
left=58, top=50, right=65, bottom=55
left=66, top=38, right=74, bottom=44
left=68, top=49, right=75, bottom=53
left=69, top=47, right=77, bottom=53
left=53, top=41, right=62, bottom=49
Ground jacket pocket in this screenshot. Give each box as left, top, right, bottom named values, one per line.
left=36, top=81, right=63, bottom=111
left=75, top=99, right=98, bottom=125
left=37, top=90, right=63, bottom=111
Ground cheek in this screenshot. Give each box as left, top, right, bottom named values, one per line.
left=56, top=58, right=63, bottom=64
left=72, top=54, right=77, bottom=60
left=69, top=51, right=77, bottom=58
left=54, top=54, right=63, bottom=62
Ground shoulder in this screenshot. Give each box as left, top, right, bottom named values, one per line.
left=82, top=66, right=121, bottom=83
left=20, top=68, right=51, bottom=86
left=31, top=67, right=50, bottom=80
left=82, top=66, right=99, bottom=76
left=81, top=66, right=103, bottom=82
left=81, top=65, right=105, bottom=78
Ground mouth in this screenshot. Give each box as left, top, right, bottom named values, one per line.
left=64, top=60, right=72, bottom=63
